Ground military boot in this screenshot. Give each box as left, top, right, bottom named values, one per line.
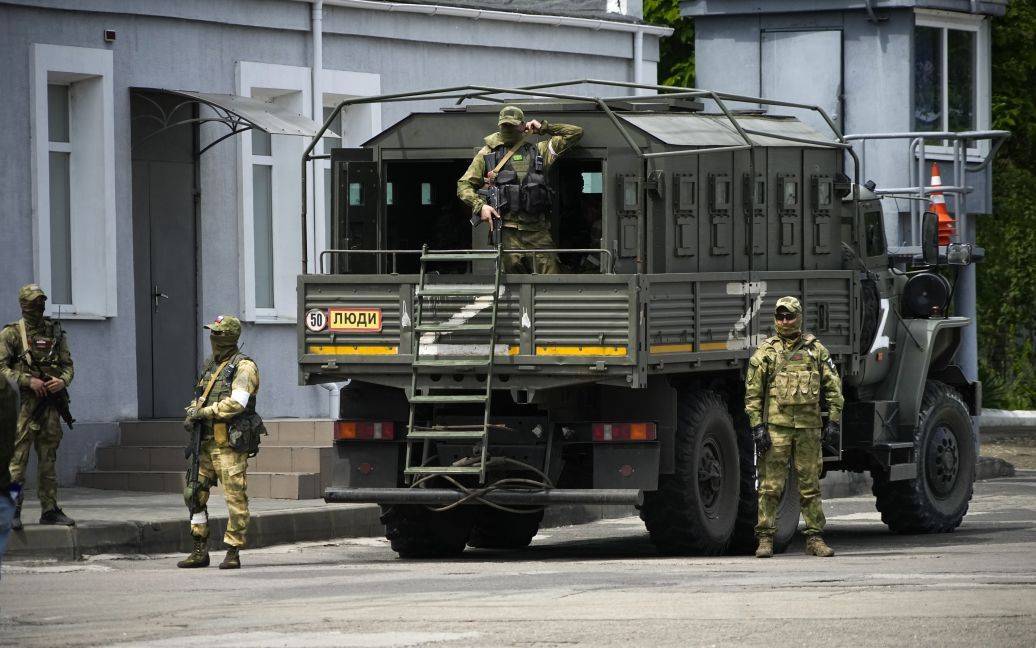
left=805, top=535, right=835, bottom=557
left=39, top=507, right=75, bottom=526
left=177, top=539, right=210, bottom=568
left=219, top=547, right=241, bottom=570
left=755, top=536, right=773, bottom=558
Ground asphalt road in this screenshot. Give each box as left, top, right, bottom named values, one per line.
left=2, top=473, right=1035, bottom=648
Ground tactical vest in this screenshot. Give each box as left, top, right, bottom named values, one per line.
left=197, top=353, right=257, bottom=431
left=484, top=142, right=552, bottom=217
left=768, top=336, right=822, bottom=407
left=10, top=319, right=64, bottom=381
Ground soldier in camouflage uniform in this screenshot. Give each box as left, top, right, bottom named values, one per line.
left=0, top=284, right=75, bottom=529
left=457, top=105, right=583, bottom=274
left=177, top=315, right=259, bottom=570
left=745, top=296, right=843, bottom=558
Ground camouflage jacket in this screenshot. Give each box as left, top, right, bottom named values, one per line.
left=744, top=333, right=843, bottom=429
left=456, top=121, right=583, bottom=231
left=189, top=352, right=260, bottom=423
left=0, top=318, right=74, bottom=398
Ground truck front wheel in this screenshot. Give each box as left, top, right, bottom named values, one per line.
left=639, top=390, right=741, bottom=555
left=872, top=381, right=976, bottom=533
left=381, top=505, right=474, bottom=558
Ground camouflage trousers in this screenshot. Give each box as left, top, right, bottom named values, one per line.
left=755, top=424, right=826, bottom=537
left=9, top=402, right=62, bottom=512
left=188, top=436, right=250, bottom=548
left=502, top=226, right=561, bottom=274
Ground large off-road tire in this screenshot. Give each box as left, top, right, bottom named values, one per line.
left=872, top=381, right=975, bottom=533
left=380, top=505, right=474, bottom=558
left=728, top=412, right=760, bottom=555
left=639, top=390, right=741, bottom=555
left=772, top=466, right=801, bottom=553
left=468, top=507, right=544, bottom=550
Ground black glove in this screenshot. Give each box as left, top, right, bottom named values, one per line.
left=752, top=424, right=772, bottom=456
left=823, top=420, right=840, bottom=448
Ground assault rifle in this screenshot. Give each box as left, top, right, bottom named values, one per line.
left=23, top=320, right=74, bottom=429
left=473, top=184, right=506, bottom=246
left=183, top=393, right=205, bottom=515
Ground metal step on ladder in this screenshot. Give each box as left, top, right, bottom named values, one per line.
left=404, top=244, right=504, bottom=484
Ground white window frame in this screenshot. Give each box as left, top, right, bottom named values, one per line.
left=30, top=44, right=116, bottom=319
left=237, top=62, right=311, bottom=323
left=914, top=10, right=991, bottom=160
left=313, top=69, right=383, bottom=264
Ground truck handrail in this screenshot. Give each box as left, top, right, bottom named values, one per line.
left=318, top=247, right=615, bottom=275
left=842, top=130, right=1010, bottom=245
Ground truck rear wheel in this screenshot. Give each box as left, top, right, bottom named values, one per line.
left=381, top=505, right=474, bottom=558
left=468, top=507, right=544, bottom=550
left=872, top=381, right=975, bottom=533
left=639, top=390, right=740, bottom=555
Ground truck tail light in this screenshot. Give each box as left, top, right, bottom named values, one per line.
left=592, top=422, right=657, bottom=442
left=335, top=421, right=396, bottom=441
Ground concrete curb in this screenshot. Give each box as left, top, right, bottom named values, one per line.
left=5, top=461, right=1007, bottom=562
left=5, top=504, right=384, bottom=561
left=980, top=409, right=1036, bottom=433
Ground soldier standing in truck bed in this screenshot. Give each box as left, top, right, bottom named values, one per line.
left=457, top=105, right=582, bottom=274
left=745, top=296, right=843, bottom=558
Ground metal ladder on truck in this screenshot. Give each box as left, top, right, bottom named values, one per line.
left=403, top=244, right=504, bottom=485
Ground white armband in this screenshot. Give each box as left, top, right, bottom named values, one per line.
left=231, top=389, right=251, bottom=408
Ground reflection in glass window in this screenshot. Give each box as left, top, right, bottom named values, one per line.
left=948, top=29, right=976, bottom=132
left=348, top=182, right=363, bottom=206
left=386, top=182, right=394, bottom=206
left=914, top=25, right=976, bottom=134
left=914, top=26, right=942, bottom=132
left=421, top=182, right=432, bottom=205
left=47, top=84, right=72, bottom=305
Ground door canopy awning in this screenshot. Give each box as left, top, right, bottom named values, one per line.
left=132, top=87, right=337, bottom=155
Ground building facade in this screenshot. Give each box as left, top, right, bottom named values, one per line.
left=0, top=0, right=669, bottom=484
left=686, top=0, right=1009, bottom=382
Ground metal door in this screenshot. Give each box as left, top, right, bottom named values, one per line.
left=760, top=30, right=843, bottom=135
left=137, top=161, right=197, bottom=418
left=330, top=148, right=378, bottom=273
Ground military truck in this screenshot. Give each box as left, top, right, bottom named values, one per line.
left=296, top=80, right=1003, bottom=558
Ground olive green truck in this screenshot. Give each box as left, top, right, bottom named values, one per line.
left=296, top=81, right=1005, bottom=558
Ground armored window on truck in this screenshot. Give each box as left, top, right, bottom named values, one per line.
left=864, top=210, right=886, bottom=258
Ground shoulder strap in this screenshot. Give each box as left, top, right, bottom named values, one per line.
left=200, top=358, right=232, bottom=403
left=490, top=138, right=526, bottom=176
left=16, top=319, right=34, bottom=368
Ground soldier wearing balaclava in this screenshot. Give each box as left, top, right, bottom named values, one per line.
left=457, top=105, right=583, bottom=274
left=0, top=284, right=75, bottom=529
left=744, top=296, right=844, bottom=558
left=178, top=315, right=261, bottom=570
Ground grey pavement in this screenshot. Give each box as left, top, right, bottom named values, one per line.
left=2, top=472, right=1035, bottom=647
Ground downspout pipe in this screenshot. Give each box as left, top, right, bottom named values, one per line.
left=318, top=380, right=349, bottom=420
left=310, top=0, right=324, bottom=274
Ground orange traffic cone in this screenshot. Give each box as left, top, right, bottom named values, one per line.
left=929, top=163, right=955, bottom=245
